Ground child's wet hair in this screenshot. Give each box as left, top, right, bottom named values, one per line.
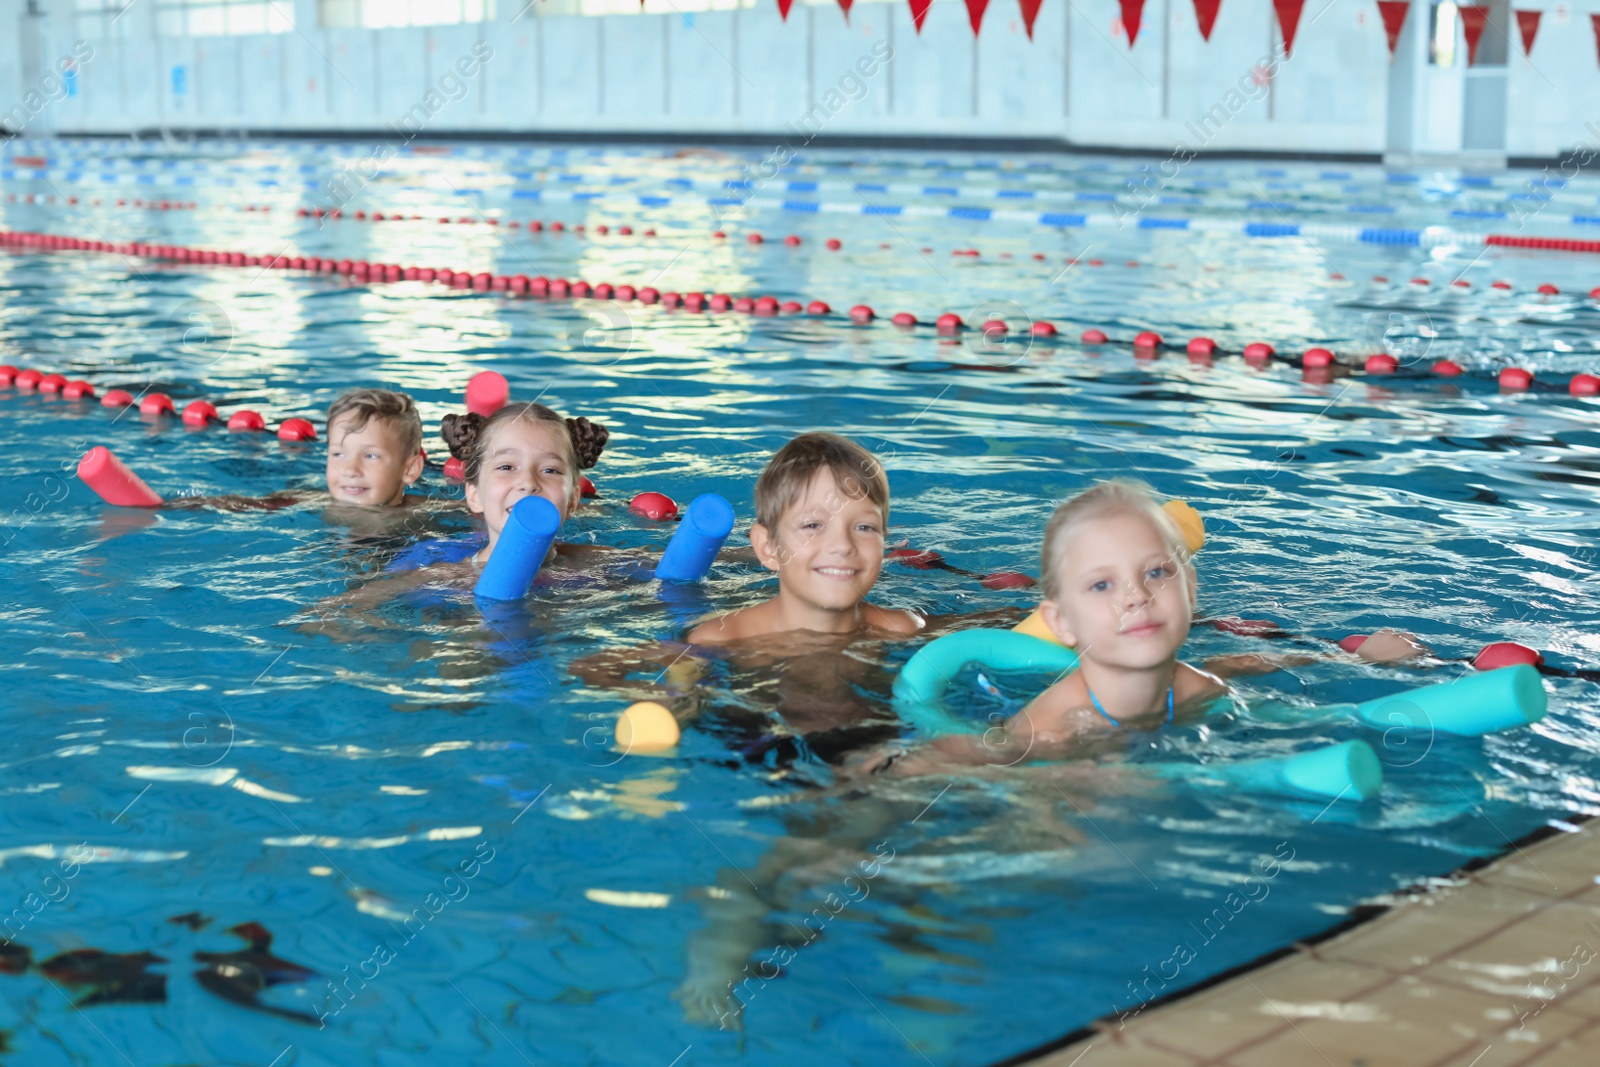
left=326, top=388, right=423, bottom=456
left=1040, top=479, right=1193, bottom=601
left=440, top=402, right=609, bottom=494
left=754, top=432, right=888, bottom=531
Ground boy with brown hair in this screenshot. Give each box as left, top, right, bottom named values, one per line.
left=687, top=432, right=922, bottom=644
left=323, top=388, right=425, bottom=507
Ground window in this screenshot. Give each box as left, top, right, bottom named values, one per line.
left=320, top=0, right=495, bottom=27
left=151, top=1, right=296, bottom=36
left=1429, top=1, right=1458, bottom=67
left=74, top=0, right=136, bottom=37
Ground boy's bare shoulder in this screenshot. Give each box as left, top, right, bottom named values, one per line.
left=862, top=602, right=924, bottom=637
left=686, top=604, right=766, bottom=646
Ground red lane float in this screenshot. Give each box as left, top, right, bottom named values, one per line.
left=935, top=313, right=963, bottom=335
left=1133, top=331, right=1162, bottom=349
left=443, top=456, right=466, bottom=480
left=140, top=393, right=175, bottom=416
left=1365, top=354, right=1398, bottom=374
left=1473, top=642, right=1544, bottom=670
left=227, top=410, right=267, bottom=431
left=1031, top=322, right=1057, bottom=337
left=277, top=417, right=317, bottom=441
left=1243, top=342, right=1275, bottom=362
left=1433, top=360, right=1464, bottom=376
left=62, top=380, right=95, bottom=400
left=0, top=365, right=16, bottom=386
left=466, top=371, right=510, bottom=417
left=1302, top=348, right=1333, bottom=368
left=38, top=373, right=68, bottom=393
left=629, top=491, right=678, bottom=521
left=1499, top=367, right=1533, bottom=391
left=1187, top=338, right=1217, bottom=358
left=101, top=389, right=135, bottom=408
left=1572, top=374, right=1600, bottom=396
left=1080, top=329, right=1108, bottom=344
left=579, top=476, right=598, bottom=498
left=892, top=313, right=917, bottom=328
left=888, top=548, right=944, bottom=569
left=850, top=305, right=875, bottom=323
left=980, top=571, right=1036, bottom=590
left=77, top=446, right=163, bottom=507
left=14, top=369, right=42, bottom=390
left=182, top=401, right=218, bottom=426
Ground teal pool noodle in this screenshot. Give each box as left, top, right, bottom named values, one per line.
left=892, top=629, right=1079, bottom=737
left=1152, top=740, right=1383, bottom=803
left=1352, top=664, right=1547, bottom=737
left=654, top=494, right=735, bottom=583
left=474, top=495, right=562, bottom=601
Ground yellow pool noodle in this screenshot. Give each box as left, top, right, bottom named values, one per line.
left=615, top=701, right=681, bottom=755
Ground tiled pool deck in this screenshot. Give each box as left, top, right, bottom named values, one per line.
left=1018, top=821, right=1600, bottom=1067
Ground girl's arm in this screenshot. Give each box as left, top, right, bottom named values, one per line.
left=1203, top=628, right=1432, bottom=679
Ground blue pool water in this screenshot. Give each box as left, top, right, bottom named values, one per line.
left=1, top=139, right=1599, bottom=1067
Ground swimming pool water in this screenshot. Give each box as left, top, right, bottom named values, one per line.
left=1, top=139, right=1599, bottom=1067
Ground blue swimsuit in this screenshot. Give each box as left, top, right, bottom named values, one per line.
left=1088, top=686, right=1175, bottom=728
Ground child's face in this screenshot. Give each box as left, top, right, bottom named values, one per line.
left=463, top=419, right=576, bottom=539
left=1042, top=510, right=1192, bottom=669
left=756, top=468, right=886, bottom=613
left=325, top=413, right=423, bottom=507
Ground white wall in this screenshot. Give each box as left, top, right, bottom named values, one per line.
left=2, top=0, right=1598, bottom=158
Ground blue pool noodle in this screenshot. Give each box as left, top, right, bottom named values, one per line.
left=1150, top=740, right=1383, bottom=803
left=893, top=629, right=1080, bottom=738
left=654, top=494, right=735, bottom=583
left=474, top=495, right=562, bottom=601
left=1352, top=664, right=1546, bottom=737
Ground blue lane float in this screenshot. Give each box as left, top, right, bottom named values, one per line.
left=654, top=493, right=735, bottom=583
left=474, top=495, right=562, bottom=601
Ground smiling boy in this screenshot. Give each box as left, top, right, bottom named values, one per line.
left=687, top=433, right=923, bottom=644
left=324, top=389, right=425, bottom=508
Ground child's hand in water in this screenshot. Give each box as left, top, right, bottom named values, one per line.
left=1352, top=629, right=1432, bottom=664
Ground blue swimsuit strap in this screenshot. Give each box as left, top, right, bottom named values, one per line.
left=1088, top=686, right=1175, bottom=728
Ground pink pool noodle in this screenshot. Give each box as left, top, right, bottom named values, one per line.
left=78, top=446, right=162, bottom=507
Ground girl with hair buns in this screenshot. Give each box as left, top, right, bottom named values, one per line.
left=304, top=402, right=611, bottom=628
left=429, top=401, right=609, bottom=568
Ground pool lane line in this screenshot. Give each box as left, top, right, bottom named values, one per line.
left=1, top=227, right=1597, bottom=402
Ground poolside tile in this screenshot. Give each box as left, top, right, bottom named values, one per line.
left=1315, top=882, right=1551, bottom=972
left=1108, top=956, right=1395, bottom=1062
left=1029, top=1036, right=1197, bottom=1065
left=1431, top=1010, right=1595, bottom=1066
left=1227, top=973, right=1514, bottom=1067
left=1474, top=833, right=1600, bottom=899
left=1419, top=899, right=1600, bottom=1001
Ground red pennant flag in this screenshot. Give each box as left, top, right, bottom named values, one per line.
left=965, top=0, right=989, bottom=35
left=908, top=0, right=932, bottom=32
left=1193, top=0, right=1221, bottom=40
left=1119, top=0, right=1146, bottom=46
left=1594, top=14, right=1600, bottom=68
left=1515, top=9, right=1540, bottom=55
left=1459, top=5, right=1488, bottom=64
left=1019, top=0, right=1044, bottom=38
left=777, top=0, right=794, bottom=18
left=1376, top=0, right=1408, bottom=57
left=837, top=0, right=853, bottom=21
left=1272, top=0, right=1305, bottom=55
